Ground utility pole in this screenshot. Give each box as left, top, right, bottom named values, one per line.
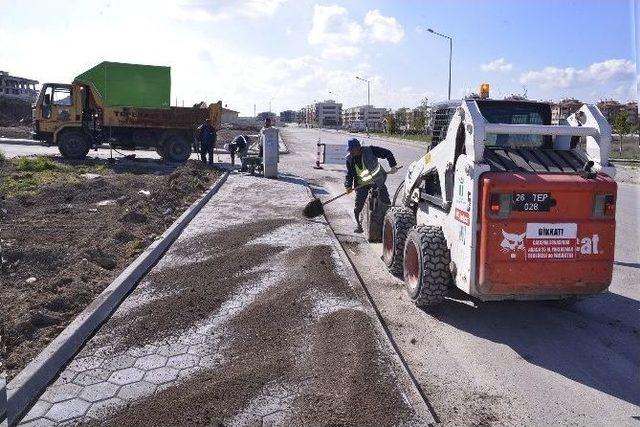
left=427, top=28, right=453, bottom=100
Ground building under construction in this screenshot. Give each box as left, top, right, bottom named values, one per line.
left=0, top=70, right=39, bottom=102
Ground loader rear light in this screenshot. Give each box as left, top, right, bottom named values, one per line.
left=489, top=193, right=511, bottom=217
left=593, top=194, right=615, bottom=217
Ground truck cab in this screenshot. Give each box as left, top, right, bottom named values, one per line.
left=33, top=83, right=80, bottom=143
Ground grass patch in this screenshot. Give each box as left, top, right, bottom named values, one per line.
left=0, top=150, right=5, bottom=162
left=125, top=239, right=145, bottom=258
left=369, top=132, right=432, bottom=145
left=14, top=156, right=61, bottom=172
left=0, top=156, right=107, bottom=198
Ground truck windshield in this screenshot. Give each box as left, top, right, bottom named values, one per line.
left=478, top=101, right=552, bottom=148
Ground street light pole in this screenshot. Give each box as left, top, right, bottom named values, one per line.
left=427, top=28, right=453, bottom=100
left=356, top=76, right=371, bottom=133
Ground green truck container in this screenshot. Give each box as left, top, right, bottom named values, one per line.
left=74, top=61, right=171, bottom=109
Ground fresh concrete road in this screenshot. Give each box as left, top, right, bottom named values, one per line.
left=281, top=127, right=640, bottom=425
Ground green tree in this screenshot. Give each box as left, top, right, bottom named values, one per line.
left=384, top=113, right=396, bottom=134
left=613, top=109, right=631, bottom=135
left=412, top=110, right=426, bottom=132
left=395, top=109, right=407, bottom=130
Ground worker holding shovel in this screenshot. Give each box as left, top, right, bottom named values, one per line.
left=344, top=138, right=399, bottom=233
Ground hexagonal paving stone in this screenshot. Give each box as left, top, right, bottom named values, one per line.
left=199, top=354, right=223, bottom=368
left=102, top=355, right=136, bottom=372
left=134, top=354, right=168, bottom=370
left=41, top=383, right=82, bottom=404
left=127, top=345, right=158, bottom=358
left=66, top=356, right=103, bottom=373
left=83, top=368, right=112, bottom=381
left=84, top=396, right=123, bottom=419
left=167, top=354, right=200, bottom=370
left=177, top=366, right=200, bottom=381
left=108, top=367, right=145, bottom=386
left=79, top=381, right=121, bottom=403
left=156, top=343, right=188, bottom=357
left=144, top=367, right=179, bottom=385
left=72, top=372, right=105, bottom=387
left=44, top=398, right=91, bottom=423
left=20, top=400, right=52, bottom=423
left=55, top=370, right=78, bottom=385
left=187, top=344, right=209, bottom=356
left=117, top=381, right=158, bottom=400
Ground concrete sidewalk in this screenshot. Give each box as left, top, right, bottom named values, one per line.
left=17, top=167, right=431, bottom=426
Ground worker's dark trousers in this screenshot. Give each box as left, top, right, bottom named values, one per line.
left=200, top=141, right=214, bottom=164
left=354, top=181, right=391, bottom=223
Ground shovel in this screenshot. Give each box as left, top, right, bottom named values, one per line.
left=303, top=166, right=402, bottom=218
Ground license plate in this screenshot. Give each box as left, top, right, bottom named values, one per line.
left=512, top=193, right=552, bottom=212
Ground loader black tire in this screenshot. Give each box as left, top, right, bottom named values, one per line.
left=155, top=144, right=165, bottom=158
left=58, top=130, right=90, bottom=160
left=363, top=189, right=386, bottom=243
left=403, top=225, right=452, bottom=309
left=162, top=133, right=191, bottom=163
left=382, top=207, right=416, bottom=277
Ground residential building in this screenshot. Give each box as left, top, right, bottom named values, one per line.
left=303, top=100, right=342, bottom=127
left=550, top=98, right=582, bottom=124
left=624, top=102, right=638, bottom=126
left=596, top=99, right=623, bottom=124
left=342, top=105, right=387, bottom=131
left=296, top=109, right=306, bottom=124
left=279, top=110, right=296, bottom=123
left=0, top=71, right=39, bottom=102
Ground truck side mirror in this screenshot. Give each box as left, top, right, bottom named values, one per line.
left=44, top=93, right=51, bottom=105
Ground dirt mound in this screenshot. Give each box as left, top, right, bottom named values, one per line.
left=0, top=158, right=220, bottom=379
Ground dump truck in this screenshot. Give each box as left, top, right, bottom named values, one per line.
left=380, top=87, right=617, bottom=308
left=33, top=61, right=222, bottom=162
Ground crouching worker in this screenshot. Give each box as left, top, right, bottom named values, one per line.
left=344, top=138, right=399, bottom=233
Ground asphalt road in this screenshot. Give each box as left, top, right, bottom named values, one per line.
left=281, top=127, right=640, bottom=425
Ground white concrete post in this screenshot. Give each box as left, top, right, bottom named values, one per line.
left=261, top=126, right=279, bottom=178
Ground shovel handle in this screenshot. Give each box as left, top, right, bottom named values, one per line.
left=322, top=166, right=402, bottom=206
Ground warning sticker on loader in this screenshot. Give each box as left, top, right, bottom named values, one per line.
left=500, top=223, right=599, bottom=260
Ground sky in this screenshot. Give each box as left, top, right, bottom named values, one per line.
left=0, top=0, right=638, bottom=116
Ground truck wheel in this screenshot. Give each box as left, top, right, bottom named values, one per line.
left=403, top=225, right=452, bottom=309
left=363, top=189, right=386, bottom=243
left=382, top=207, right=416, bottom=277
left=58, top=130, right=90, bottom=160
left=162, top=134, right=191, bottom=162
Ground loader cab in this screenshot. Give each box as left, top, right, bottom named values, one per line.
left=427, top=101, right=461, bottom=149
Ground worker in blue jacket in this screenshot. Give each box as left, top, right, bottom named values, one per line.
left=197, top=118, right=217, bottom=165
left=344, top=138, right=399, bottom=233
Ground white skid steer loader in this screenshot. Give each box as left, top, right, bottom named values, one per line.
left=382, top=95, right=617, bottom=309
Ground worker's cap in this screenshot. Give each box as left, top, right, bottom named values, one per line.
left=346, top=138, right=361, bottom=151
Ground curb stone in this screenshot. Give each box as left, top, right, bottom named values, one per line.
left=4, top=170, right=230, bottom=426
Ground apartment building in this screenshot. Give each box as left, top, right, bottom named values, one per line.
left=301, top=100, right=342, bottom=127
left=550, top=98, right=582, bottom=124
left=342, top=105, right=387, bottom=131
left=279, top=110, right=296, bottom=123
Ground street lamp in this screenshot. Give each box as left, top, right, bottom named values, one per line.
left=356, top=76, right=371, bottom=133
left=427, top=27, right=453, bottom=100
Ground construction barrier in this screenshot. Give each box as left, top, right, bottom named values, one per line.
left=316, top=142, right=346, bottom=168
